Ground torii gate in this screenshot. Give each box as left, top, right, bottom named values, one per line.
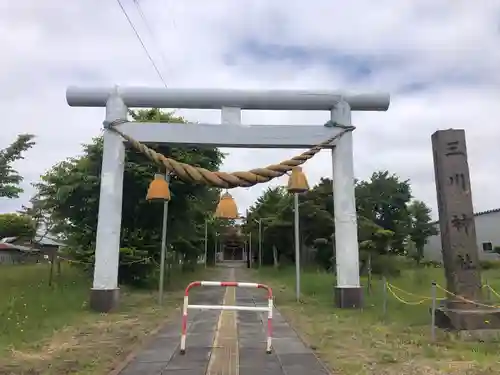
left=66, top=86, right=390, bottom=312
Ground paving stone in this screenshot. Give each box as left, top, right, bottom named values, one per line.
left=239, top=347, right=280, bottom=367
left=134, top=347, right=176, bottom=363
left=161, top=370, right=206, bottom=375
left=118, top=361, right=167, bottom=375
left=239, top=365, right=283, bottom=375
left=163, top=347, right=212, bottom=371
left=182, top=332, right=215, bottom=347
left=238, top=337, right=267, bottom=349
left=279, top=353, right=330, bottom=371
left=272, top=338, right=311, bottom=355
left=272, top=327, right=298, bottom=338
left=283, top=369, right=330, bottom=375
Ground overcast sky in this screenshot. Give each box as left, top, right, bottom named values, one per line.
left=1, top=0, right=500, bottom=218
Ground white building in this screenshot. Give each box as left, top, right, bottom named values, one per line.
left=424, top=208, right=500, bottom=262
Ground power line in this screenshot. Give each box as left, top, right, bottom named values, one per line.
left=115, top=0, right=168, bottom=88
left=133, top=0, right=171, bottom=75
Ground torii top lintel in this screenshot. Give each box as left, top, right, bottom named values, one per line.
left=66, top=86, right=390, bottom=111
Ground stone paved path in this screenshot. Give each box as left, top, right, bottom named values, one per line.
left=117, top=265, right=330, bottom=375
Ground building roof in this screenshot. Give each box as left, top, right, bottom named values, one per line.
left=431, top=208, right=500, bottom=225
left=0, top=234, right=65, bottom=249
left=33, top=234, right=65, bottom=247
left=0, top=243, right=39, bottom=252
left=474, top=208, right=500, bottom=217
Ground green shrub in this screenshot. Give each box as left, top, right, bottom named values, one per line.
left=420, top=260, right=442, bottom=268
left=0, top=213, right=35, bottom=239
left=360, top=252, right=401, bottom=277
left=314, top=239, right=334, bottom=272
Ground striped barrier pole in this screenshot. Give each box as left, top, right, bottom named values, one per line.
left=180, top=281, right=273, bottom=354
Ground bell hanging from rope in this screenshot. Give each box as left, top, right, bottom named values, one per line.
left=146, top=174, right=171, bottom=201
left=287, top=166, right=310, bottom=193
left=215, top=192, right=239, bottom=219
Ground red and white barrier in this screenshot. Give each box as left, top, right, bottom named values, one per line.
left=180, top=281, right=273, bottom=354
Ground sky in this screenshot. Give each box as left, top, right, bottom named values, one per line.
left=1, top=0, right=500, bottom=219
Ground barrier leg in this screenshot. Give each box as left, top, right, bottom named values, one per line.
left=180, top=294, right=188, bottom=354
left=266, top=294, right=273, bottom=354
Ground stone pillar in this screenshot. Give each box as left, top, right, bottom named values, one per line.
left=432, top=129, right=482, bottom=308
left=331, top=101, right=362, bottom=308
left=430, top=129, right=500, bottom=331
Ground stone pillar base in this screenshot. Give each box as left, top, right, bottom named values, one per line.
left=334, top=286, right=363, bottom=308
left=90, top=288, right=120, bottom=313
left=434, top=306, right=500, bottom=330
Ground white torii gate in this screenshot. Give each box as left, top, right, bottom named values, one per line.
left=66, top=86, right=390, bottom=312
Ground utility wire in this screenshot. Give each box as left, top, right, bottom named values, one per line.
left=133, top=0, right=171, bottom=75
left=115, top=0, right=168, bottom=88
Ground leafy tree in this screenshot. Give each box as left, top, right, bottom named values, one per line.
left=355, top=171, right=412, bottom=254
left=0, top=134, right=36, bottom=198
left=0, top=213, right=35, bottom=239
left=246, top=187, right=294, bottom=265
left=408, top=200, right=438, bottom=264
left=18, top=196, right=60, bottom=244
left=246, top=181, right=335, bottom=269
left=31, top=109, right=223, bottom=287
left=246, top=169, right=431, bottom=273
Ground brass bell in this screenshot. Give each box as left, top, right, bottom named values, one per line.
left=215, top=192, right=239, bottom=219
left=287, top=166, right=309, bottom=193
left=146, top=174, right=171, bottom=201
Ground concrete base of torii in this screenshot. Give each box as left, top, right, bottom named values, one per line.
left=335, top=287, right=363, bottom=308
left=90, top=288, right=120, bottom=313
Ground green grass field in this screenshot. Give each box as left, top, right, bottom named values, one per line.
left=254, top=266, right=500, bottom=375
left=0, top=261, right=218, bottom=375
left=0, top=263, right=89, bottom=351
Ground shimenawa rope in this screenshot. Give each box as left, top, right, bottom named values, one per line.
left=104, top=119, right=354, bottom=188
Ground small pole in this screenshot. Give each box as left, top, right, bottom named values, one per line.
left=367, top=253, right=372, bottom=295
left=258, top=219, right=263, bottom=268
left=57, top=255, right=62, bottom=276
left=48, top=251, right=55, bottom=287
left=204, top=219, right=208, bottom=268
left=214, top=233, right=218, bottom=265
left=485, top=279, right=491, bottom=301
left=382, top=276, right=387, bottom=321
left=294, top=192, right=301, bottom=302
left=158, top=174, right=170, bottom=305
left=431, top=281, right=437, bottom=342
left=249, top=232, right=253, bottom=268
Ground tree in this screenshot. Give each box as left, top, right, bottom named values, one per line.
left=246, top=187, right=293, bottom=266
left=0, top=134, right=36, bottom=198
left=0, top=213, right=35, bottom=239
left=245, top=169, right=430, bottom=273
left=246, top=182, right=335, bottom=270
left=355, top=171, right=412, bottom=254
left=408, top=200, right=438, bottom=264
left=31, top=109, right=223, bottom=287
left=18, top=195, right=61, bottom=245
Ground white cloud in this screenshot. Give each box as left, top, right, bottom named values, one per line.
left=1, top=0, right=499, bottom=218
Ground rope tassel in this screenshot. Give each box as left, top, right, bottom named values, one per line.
left=106, top=119, right=355, bottom=189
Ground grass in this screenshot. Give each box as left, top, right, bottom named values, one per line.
left=253, top=266, right=500, bottom=375
left=0, top=262, right=219, bottom=375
